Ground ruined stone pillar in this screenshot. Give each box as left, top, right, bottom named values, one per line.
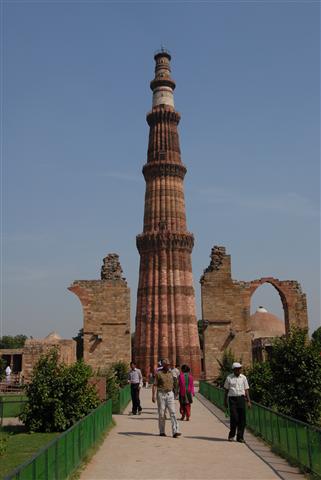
left=135, top=50, right=201, bottom=378
left=69, top=254, right=131, bottom=371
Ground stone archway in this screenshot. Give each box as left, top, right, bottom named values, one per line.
left=244, top=277, right=308, bottom=335
left=200, top=246, right=309, bottom=379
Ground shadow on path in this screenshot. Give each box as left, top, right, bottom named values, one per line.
left=184, top=435, right=228, bottom=442
left=118, top=431, right=158, bottom=437
left=128, top=417, right=157, bottom=421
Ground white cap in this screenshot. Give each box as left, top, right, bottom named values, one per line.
left=232, top=362, right=242, bottom=369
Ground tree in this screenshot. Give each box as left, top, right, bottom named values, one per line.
left=311, top=326, right=321, bottom=354
left=98, top=361, right=129, bottom=403
left=0, top=358, right=6, bottom=381
left=269, top=328, right=321, bottom=425
left=20, top=349, right=99, bottom=432
left=197, top=320, right=204, bottom=351
left=246, top=362, right=274, bottom=407
left=215, top=349, right=241, bottom=388
left=112, top=361, right=129, bottom=388
left=131, top=333, right=135, bottom=358
left=0, top=335, right=27, bottom=349
left=72, top=328, right=84, bottom=360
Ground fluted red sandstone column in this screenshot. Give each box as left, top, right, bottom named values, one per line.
left=135, top=50, right=201, bottom=378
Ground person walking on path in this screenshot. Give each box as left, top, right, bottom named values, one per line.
left=178, top=364, right=194, bottom=421
left=171, top=364, right=180, bottom=379
left=128, top=361, right=143, bottom=415
left=224, top=362, right=251, bottom=443
left=152, top=358, right=181, bottom=438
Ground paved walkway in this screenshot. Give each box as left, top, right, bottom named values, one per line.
left=80, top=389, right=305, bottom=480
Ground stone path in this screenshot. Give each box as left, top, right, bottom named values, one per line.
left=80, top=388, right=306, bottom=480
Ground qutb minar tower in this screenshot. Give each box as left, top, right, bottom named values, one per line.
left=135, top=50, right=201, bottom=378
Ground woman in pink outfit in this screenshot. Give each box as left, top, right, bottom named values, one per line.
left=178, top=364, right=195, bottom=421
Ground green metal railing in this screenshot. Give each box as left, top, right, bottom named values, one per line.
left=112, top=384, right=131, bottom=414
left=5, top=399, right=113, bottom=480
left=0, top=395, right=28, bottom=421
left=199, top=380, right=321, bottom=478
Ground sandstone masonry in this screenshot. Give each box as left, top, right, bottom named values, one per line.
left=201, top=246, right=308, bottom=379
left=135, top=51, right=201, bottom=378
left=69, top=254, right=131, bottom=372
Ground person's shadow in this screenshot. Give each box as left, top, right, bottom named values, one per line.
left=118, top=431, right=158, bottom=437
left=184, top=435, right=228, bottom=442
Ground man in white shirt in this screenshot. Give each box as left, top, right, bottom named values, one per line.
left=171, top=364, right=180, bottom=379
left=224, top=362, right=251, bottom=443
left=128, top=362, right=143, bottom=415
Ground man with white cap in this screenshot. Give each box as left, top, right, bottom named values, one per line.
left=224, top=362, right=251, bottom=442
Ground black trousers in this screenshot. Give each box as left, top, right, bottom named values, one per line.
left=130, top=383, right=142, bottom=414
left=228, top=396, right=246, bottom=440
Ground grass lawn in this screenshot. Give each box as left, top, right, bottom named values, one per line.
left=0, top=426, right=58, bottom=479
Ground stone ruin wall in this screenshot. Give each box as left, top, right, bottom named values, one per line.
left=22, top=339, right=76, bottom=382
left=201, top=246, right=308, bottom=379
left=69, top=254, right=131, bottom=373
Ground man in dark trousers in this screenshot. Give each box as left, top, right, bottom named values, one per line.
left=224, top=362, right=251, bottom=442
left=128, top=361, right=143, bottom=415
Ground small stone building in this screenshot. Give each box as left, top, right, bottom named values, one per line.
left=0, top=332, right=76, bottom=383
left=23, top=332, right=76, bottom=381
left=201, top=246, right=308, bottom=379
left=69, top=254, right=131, bottom=373
left=250, top=306, right=285, bottom=362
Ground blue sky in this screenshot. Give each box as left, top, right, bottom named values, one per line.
left=2, top=1, right=320, bottom=338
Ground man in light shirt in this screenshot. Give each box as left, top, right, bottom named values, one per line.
left=152, top=359, right=181, bottom=438
left=224, top=362, right=251, bottom=443
left=128, top=361, right=143, bottom=415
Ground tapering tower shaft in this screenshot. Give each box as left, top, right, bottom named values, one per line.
left=135, top=51, right=201, bottom=378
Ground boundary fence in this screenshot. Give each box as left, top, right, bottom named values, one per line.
left=0, top=396, right=28, bottom=423
left=199, top=380, right=321, bottom=478
left=5, top=400, right=113, bottom=480
left=4, top=384, right=131, bottom=480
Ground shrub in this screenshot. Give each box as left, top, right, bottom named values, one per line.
left=20, top=349, right=99, bottom=432
left=268, top=327, right=321, bottom=425
left=98, top=361, right=129, bottom=402
left=246, top=361, right=274, bottom=407
left=111, top=361, right=129, bottom=388
left=0, top=358, right=6, bottom=381
left=215, top=349, right=241, bottom=388
left=311, top=326, right=321, bottom=354
left=105, top=370, right=121, bottom=405
left=0, top=432, right=9, bottom=456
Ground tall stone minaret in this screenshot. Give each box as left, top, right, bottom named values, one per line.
left=135, top=50, right=201, bottom=378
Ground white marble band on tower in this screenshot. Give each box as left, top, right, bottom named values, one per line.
left=151, top=50, right=175, bottom=108
left=153, top=86, right=174, bottom=108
